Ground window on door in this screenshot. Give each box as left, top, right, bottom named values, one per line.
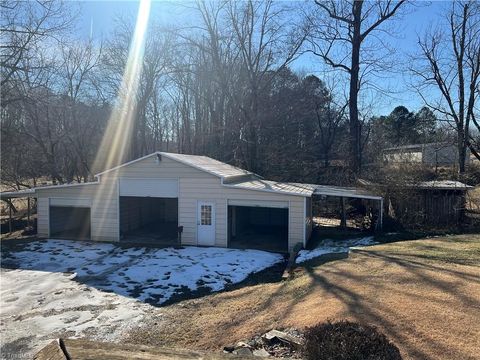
left=201, top=205, right=212, bottom=225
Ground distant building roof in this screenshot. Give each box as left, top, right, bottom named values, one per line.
left=416, top=180, right=472, bottom=190
left=358, top=178, right=472, bottom=192
left=383, top=142, right=453, bottom=152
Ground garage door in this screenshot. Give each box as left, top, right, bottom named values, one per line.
left=227, top=199, right=289, bottom=208
left=49, top=206, right=91, bottom=240
left=119, top=178, right=178, bottom=198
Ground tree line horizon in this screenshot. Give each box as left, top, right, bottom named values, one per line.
left=1, top=0, right=479, bottom=189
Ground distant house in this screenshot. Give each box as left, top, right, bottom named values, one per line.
left=1, top=152, right=382, bottom=253
left=383, top=142, right=465, bottom=167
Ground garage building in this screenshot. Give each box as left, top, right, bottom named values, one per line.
left=1, top=152, right=383, bottom=252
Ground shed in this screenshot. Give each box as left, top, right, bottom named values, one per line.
left=1, top=152, right=383, bottom=252
left=387, top=180, right=471, bottom=226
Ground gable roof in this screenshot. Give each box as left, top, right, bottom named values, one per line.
left=163, top=152, right=254, bottom=179
left=0, top=152, right=383, bottom=200
left=95, top=151, right=254, bottom=180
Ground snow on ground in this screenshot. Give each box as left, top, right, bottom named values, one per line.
left=0, top=239, right=284, bottom=358
left=0, top=268, right=150, bottom=358
left=296, top=236, right=377, bottom=264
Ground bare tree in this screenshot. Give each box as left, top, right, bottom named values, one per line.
left=0, top=0, right=75, bottom=106
left=101, top=19, right=173, bottom=161
left=308, top=0, right=407, bottom=174
left=227, top=0, right=307, bottom=171
left=412, top=1, right=480, bottom=173
left=59, top=39, right=104, bottom=180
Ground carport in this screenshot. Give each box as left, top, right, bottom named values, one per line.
left=312, top=185, right=383, bottom=231
left=118, top=178, right=179, bottom=245
left=0, top=189, right=36, bottom=236
left=227, top=199, right=289, bottom=253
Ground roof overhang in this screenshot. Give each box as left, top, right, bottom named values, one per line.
left=0, top=189, right=36, bottom=199
left=313, top=185, right=383, bottom=200
left=0, top=181, right=99, bottom=199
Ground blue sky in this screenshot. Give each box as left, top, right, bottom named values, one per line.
left=77, top=0, right=450, bottom=116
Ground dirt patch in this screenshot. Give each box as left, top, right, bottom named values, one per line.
left=125, top=234, right=480, bottom=360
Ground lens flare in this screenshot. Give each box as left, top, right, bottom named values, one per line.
left=87, top=0, right=151, bottom=240
left=93, top=0, right=152, bottom=173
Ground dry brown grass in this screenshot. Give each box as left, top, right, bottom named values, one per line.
left=127, top=235, right=480, bottom=360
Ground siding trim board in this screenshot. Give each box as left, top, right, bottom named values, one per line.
left=119, top=178, right=179, bottom=197
left=303, top=197, right=306, bottom=247
left=227, top=199, right=289, bottom=208
left=49, top=197, right=92, bottom=207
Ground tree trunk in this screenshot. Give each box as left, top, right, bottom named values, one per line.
left=349, top=1, right=363, bottom=175
left=457, top=126, right=466, bottom=173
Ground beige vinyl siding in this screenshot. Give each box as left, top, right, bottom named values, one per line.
left=305, top=197, right=313, bottom=243
left=102, top=155, right=217, bottom=244
left=178, top=178, right=226, bottom=246
left=37, top=197, right=49, bottom=237
left=179, top=178, right=306, bottom=251
left=35, top=154, right=308, bottom=251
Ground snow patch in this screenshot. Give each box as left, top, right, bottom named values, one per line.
left=1, top=239, right=284, bottom=357
left=296, top=236, right=377, bottom=264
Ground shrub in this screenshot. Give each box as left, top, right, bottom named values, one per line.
left=302, top=320, right=402, bottom=360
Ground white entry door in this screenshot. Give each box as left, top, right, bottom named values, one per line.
left=197, top=201, right=215, bottom=246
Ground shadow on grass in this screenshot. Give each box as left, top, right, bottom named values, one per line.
left=177, top=235, right=480, bottom=359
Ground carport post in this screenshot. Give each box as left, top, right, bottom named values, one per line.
left=380, top=198, right=383, bottom=230
left=340, top=197, right=347, bottom=229
left=27, top=197, right=31, bottom=227
left=8, top=200, right=12, bottom=233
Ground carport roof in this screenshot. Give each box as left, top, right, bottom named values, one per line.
left=312, top=184, right=383, bottom=200
left=0, top=182, right=99, bottom=199
left=225, top=178, right=382, bottom=199
left=0, top=188, right=36, bottom=198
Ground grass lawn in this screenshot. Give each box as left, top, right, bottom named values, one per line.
left=126, top=234, right=480, bottom=360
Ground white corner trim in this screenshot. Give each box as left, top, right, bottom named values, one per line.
left=303, top=197, right=306, bottom=248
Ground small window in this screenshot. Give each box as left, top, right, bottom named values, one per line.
left=201, top=205, right=212, bottom=225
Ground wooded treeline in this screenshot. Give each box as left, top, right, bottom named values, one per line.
left=1, top=0, right=479, bottom=189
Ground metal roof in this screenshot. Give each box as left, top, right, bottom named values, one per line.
left=383, top=142, right=453, bottom=152
left=224, top=179, right=317, bottom=196
left=0, top=188, right=36, bottom=198
left=225, top=178, right=382, bottom=199
left=312, top=184, right=383, bottom=200
left=162, top=152, right=254, bottom=179
left=0, top=152, right=383, bottom=200
left=0, top=182, right=99, bottom=198
left=416, top=180, right=472, bottom=190
left=95, top=151, right=254, bottom=180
